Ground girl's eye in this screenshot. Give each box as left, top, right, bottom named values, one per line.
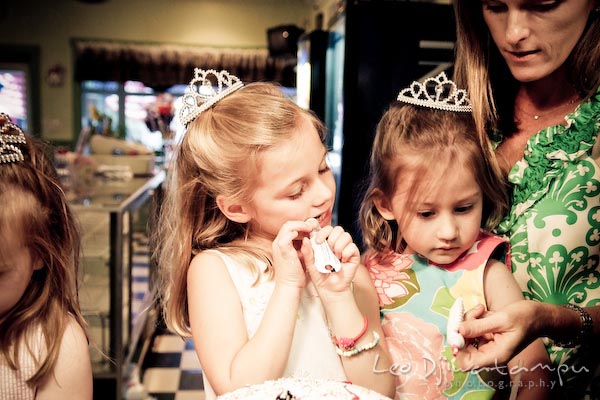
left=289, top=190, right=303, bottom=200
left=319, top=160, right=331, bottom=174
left=456, top=205, right=473, bottom=214
left=418, top=211, right=434, bottom=218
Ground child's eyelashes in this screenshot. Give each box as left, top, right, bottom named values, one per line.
left=417, top=210, right=434, bottom=219
left=289, top=189, right=304, bottom=200
left=416, top=205, right=474, bottom=218
left=455, top=204, right=474, bottom=214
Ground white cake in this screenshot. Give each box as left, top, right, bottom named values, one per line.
left=216, top=378, right=393, bottom=400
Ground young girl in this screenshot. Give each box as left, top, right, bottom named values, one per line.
left=358, top=73, right=551, bottom=399
left=0, top=113, right=92, bottom=399
left=157, top=69, right=395, bottom=399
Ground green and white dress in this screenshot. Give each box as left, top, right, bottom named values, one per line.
left=494, top=87, right=600, bottom=397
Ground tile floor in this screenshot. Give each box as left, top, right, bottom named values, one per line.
left=131, top=233, right=206, bottom=400
left=139, top=330, right=205, bottom=400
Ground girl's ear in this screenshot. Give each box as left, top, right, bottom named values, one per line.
left=33, top=257, right=44, bottom=271
left=216, top=195, right=252, bottom=223
left=372, top=190, right=395, bottom=221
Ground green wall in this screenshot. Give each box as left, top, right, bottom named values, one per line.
left=0, top=0, right=311, bottom=142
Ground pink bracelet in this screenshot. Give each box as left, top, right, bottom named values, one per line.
left=332, top=315, right=368, bottom=351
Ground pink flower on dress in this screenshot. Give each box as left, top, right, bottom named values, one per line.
left=366, top=251, right=414, bottom=306
left=383, top=313, right=453, bottom=400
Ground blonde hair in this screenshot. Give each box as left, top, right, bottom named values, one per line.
left=359, top=103, right=508, bottom=253
left=0, top=123, right=88, bottom=385
left=156, top=82, right=325, bottom=336
left=453, top=0, right=600, bottom=142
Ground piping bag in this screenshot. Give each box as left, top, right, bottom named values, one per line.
left=306, top=218, right=342, bottom=273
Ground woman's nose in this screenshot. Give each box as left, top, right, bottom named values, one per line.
left=505, top=10, right=530, bottom=46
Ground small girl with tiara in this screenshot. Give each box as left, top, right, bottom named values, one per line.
left=156, top=69, right=395, bottom=399
left=0, top=113, right=92, bottom=399
left=359, top=73, right=551, bottom=399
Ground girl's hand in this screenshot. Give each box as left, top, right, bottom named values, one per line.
left=302, top=225, right=360, bottom=296
left=271, top=220, right=315, bottom=289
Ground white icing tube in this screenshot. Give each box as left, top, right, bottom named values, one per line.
left=306, top=219, right=342, bottom=273
left=447, top=296, right=465, bottom=356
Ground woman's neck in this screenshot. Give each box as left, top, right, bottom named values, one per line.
left=516, top=66, right=577, bottom=110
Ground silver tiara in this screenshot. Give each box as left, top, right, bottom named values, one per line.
left=178, top=68, right=244, bottom=126
left=0, top=113, right=26, bottom=164
left=397, top=72, right=472, bottom=113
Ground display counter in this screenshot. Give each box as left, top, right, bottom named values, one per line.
left=68, top=170, right=165, bottom=399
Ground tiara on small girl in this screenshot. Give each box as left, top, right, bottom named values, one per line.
left=178, top=68, right=244, bottom=126
left=0, top=113, right=26, bottom=164
left=397, top=72, right=472, bottom=113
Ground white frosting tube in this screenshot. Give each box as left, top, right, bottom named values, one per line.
left=447, top=296, right=465, bottom=356
left=306, top=220, right=342, bottom=274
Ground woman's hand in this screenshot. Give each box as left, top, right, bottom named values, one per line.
left=302, top=224, right=360, bottom=297
left=455, top=300, right=540, bottom=369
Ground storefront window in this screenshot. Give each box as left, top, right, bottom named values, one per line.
left=81, top=80, right=185, bottom=152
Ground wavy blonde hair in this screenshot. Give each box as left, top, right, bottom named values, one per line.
left=359, top=103, right=508, bottom=253
left=0, top=125, right=88, bottom=386
left=156, top=82, right=325, bottom=337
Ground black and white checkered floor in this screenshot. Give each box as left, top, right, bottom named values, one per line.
left=140, top=330, right=205, bottom=400
left=132, top=233, right=205, bottom=400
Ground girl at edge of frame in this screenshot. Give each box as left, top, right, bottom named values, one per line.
left=0, top=113, right=93, bottom=400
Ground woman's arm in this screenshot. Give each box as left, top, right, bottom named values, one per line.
left=457, top=300, right=600, bottom=368
left=36, top=316, right=93, bottom=400
left=483, top=259, right=552, bottom=400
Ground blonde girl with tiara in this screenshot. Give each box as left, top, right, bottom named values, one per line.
left=358, top=73, right=551, bottom=400
left=0, top=113, right=92, bottom=399
left=156, top=69, right=395, bottom=399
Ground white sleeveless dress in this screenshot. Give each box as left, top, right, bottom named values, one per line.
left=201, top=250, right=347, bottom=400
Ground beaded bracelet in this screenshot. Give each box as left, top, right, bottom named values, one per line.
left=554, top=303, right=593, bottom=348
left=335, top=331, right=380, bottom=357
left=332, top=315, right=368, bottom=351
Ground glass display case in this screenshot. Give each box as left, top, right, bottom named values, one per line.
left=69, top=171, right=164, bottom=399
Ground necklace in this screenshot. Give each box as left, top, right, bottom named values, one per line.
left=515, top=95, right=579, bottom=121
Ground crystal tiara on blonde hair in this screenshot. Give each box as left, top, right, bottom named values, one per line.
left=0, top=113, right=26, bottom=164
left=397, top=72, right=472, bottom=113
left=178, top=68, right=244, bottom=126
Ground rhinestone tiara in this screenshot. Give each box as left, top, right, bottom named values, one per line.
left=397, top=72, right=472, bottom=113
left=178, top=68, right=244, bottom=127
left=0, top=113, right=26, bottom=164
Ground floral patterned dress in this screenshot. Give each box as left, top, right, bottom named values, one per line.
left=366, top=231, right=508, bottom=400
left=493, top=87, right=600, bottom=396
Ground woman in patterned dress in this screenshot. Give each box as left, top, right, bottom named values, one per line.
left=452, top=0, right=600, bottom=397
